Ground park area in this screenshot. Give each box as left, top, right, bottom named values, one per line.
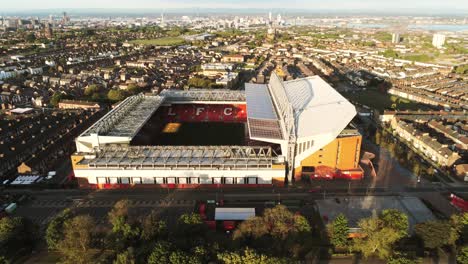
left=129, top=37, right=185, bottom=46
left=342, top=89, right=432, bottom=112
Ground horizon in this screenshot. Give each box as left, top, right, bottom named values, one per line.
left=1, top=0, right=468, bottom=15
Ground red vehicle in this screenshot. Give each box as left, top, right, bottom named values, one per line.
left=450, top=193, right=468, bottom=212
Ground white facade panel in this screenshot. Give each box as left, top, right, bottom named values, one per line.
left=75, top=168, right=281, bottom=184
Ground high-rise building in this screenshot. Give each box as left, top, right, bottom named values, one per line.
left=392, top=33, right=401, bottom=43
left=44, top=23, right=53, bottom=39
left=268, top=11, right=272, bottom=22
left=62, top=12, right=70, bottom=24
left=432, top=33, right=445, bottom=48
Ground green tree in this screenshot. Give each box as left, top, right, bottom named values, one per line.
left=415, top=220, right=455, bottom=249
left=147, top=241, right=171, bottom=264
left=327, top=214, right=349, bottom=248
left=84, top=84, right=100, bottom=96
left=140, top=210, right=167, bottom=241
left=352, top=211, right=407, bottom=259
left=50, top=92, right=63, bottom=107
left=387, top=255, right=419, bottom=264
left=25, top=33, right=36, bottom=42
left=57, top=215, right=95, bottom=264
left=450, top=212, right=468, bottom=244
left=0, top=217, right=35, bottom=257
left=46, top=208, right=73, bottom=250
left=174, top=213, right=207, bottom=249
left=168, top=250, right=201, bottom=264
left=217, top=248, right=289, bottom=264
left=233, top=205, right=311, bottom=240
left=381, top=209, right=409, bottom=238
left=381, top=49, right=399, bottom=58
left=374, top=130, right=381, bottom=145
left=177, top=213, right=205, bottom=237
left=108, top=200, right=140, bottom=251
left=107, top=89, right=126, bottom=102
left=455, top=64, right=468, bottom=75
left=457, top=246, right=468, bottom=264
left=0, top=256, right=9, bottom=264
left=126, top=84, right=141, bottom=95
left=113, top=247, right=135, bottom=264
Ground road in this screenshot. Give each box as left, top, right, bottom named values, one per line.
left=9, top=182, right=467, bottom=227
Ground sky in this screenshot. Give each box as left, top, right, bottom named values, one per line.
left=2, top=0, right=467, bottom=13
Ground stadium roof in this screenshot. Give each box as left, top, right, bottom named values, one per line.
left=282, top=76, right=356, bottom=138
left=78, top=145, right=279, bottom=169
left=245, top=73, right=356, bottom=145
left=245, top=83, right=284, bottom=140
left=161, top=89, right=246, bottom=102
left=245, top=84, right=277, bottom=120
left=82, top=94, right=164, bottom=138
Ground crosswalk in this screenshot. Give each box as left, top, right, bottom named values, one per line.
left=26, top=198, right=196, bottom=208
left=28, top=199, right=72, bottom=208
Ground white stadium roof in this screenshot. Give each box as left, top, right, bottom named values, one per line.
left=283, top=76, right=356, bottom=139
left=245, top=84, right=278, bottom=120
left=245, top=73, right=356, bottom=143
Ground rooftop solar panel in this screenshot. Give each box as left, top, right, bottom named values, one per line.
left=245, top=83, right=278, bottom=120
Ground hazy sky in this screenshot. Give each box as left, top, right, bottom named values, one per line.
left=2, top=0, right=467, bottom=12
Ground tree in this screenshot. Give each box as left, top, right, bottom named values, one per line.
left=140, top=210, right=167, bottom=241
left=107, top=89, right=126, bottom=102
left=109, top=199, right=130, bottom=225
left=147, top=241, right=171, bottom=264
left=387, top=255, right=419, bottom=264
left=113, top=247, right=136, bottom=264
left=174, top=213, right=207, bottom=249
left=168, top=250, right=201, bottom=264
left=0, top=256, right=9, bottom=264
left=374, top=130, right=381, bottom=145
left=25, top=33, right=36, bottom=42
left=126, top=84, right=141, bottom=95
left=50, top=92, right=63, bottom=107
left=450, top=212, right=468, bottom=245
left=0, top=217, right=35, bottom=257
left=327, top=214, right=349, bottom=248
left=352, top=211, right=407, bottom=259
left=414, top=220, right=454, bottom=249
left=217, top=248, right=289, bottom=264
left=380, top=209, right=409, bottom=238
left=457, top=246, right=468, bottom=264
left=108, top=200, right=140, bottom=251
left=84, top=84, right=100, bottom=97
left=233, top=205, right=311, bottom=241
left=57, top=215, right=95, bottom=264
left=46, top=208, right=73, bottom=250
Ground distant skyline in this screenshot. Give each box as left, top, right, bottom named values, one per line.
left=2, top=0, right=468, bottom=14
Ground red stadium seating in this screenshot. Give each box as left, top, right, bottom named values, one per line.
left=159, top=104, right=247, bottom=123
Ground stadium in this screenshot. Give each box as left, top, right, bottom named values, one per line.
left=71, top=73, right=363, bottom=188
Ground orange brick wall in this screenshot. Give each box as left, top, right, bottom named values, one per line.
left=294, top=135, right=362, bottom=178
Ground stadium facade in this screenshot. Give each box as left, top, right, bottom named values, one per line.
left=71, top=73, right=362, bottom=188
